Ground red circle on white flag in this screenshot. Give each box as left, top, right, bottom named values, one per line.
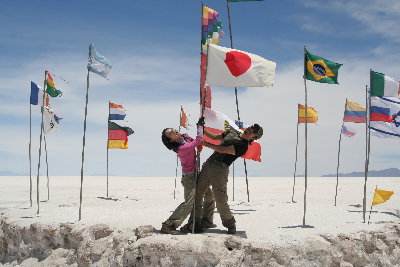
left=224, top=51, right=251, bottom=77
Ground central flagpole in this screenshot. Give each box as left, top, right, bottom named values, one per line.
left=44, top=134, right=50, bottom=200
left=79, top=45, right=91, bottom=220
left=29, top=101, right=32, bottom=207
left=35, top=70, right=48, bottom=214
left=334, top=98, right=347, bottom=206
left=107, top=101, right=110, bottom=198
left=226, top=0, right=250, bottom=202
left=291, top=104, right=300, bottom=202
left=363, top=81, right=372, bottom=222
left=303, top=46, right=308, bottom=226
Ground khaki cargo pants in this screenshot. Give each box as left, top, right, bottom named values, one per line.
left=194, top=160, right=236, bottom=228
left=164, top=172, right=214, bottom=228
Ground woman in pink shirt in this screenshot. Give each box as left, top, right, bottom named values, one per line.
left=161, top=118, right=215, bottom=234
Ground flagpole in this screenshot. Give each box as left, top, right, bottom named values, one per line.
left=44, top=133, right=50, bottom=201
left=232, top=163, right=235, bottom=201
left=35, top=70, right=48, bottom=214
left=107, top=101, right=110, bottom=198
left=29, top=102, right=32, bottom=207
left=174, top=107, right=182, bottom=200
left=291, top=105, right=300, bottom=203
left=226, top=0, right=250, bottom=202
left=79, top=45, right=91, bottom=221
left=363, top=82, right=372, bottom=222
left=367, top=185, right=377, bottom=224
left=303, top=46, right=308, bottom=226
left=334, top=98, right=347, bottom=206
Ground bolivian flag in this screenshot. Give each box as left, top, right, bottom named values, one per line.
left=108, top=121, right=134, bottom=149
left=304, top=50, right=342, bottom=84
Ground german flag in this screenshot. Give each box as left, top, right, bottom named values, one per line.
left=108, top=121, right=134, bottom=149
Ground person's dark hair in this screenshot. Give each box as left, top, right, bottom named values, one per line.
left=161, top=128, right=181, bottom=153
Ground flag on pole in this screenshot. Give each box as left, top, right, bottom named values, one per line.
left=109, top=102, right=126, bottom=120
left=30, top=82, right=50, bottom=106
left=45, top=71, right=63, bottom=97
left=344, top=100, right=366, bottom=123
left=200, top=52, right=212, bottom=108
left=202, top=6, right=223, bottom=51
left=298, top=104, right=318, bottom=123
left=341, top=125, right=356, bottom=137
left=369, top=97, right=400, bottom=139
left=206, top=44, right=276, bottom=87
left=370, top=71, right=400, bottom=97
left=304, top=49, right=342, bottom=84
left=43, top=106, right=61, bottom=134
left=108, top=121, right=134, bottom=149
left=180, top=107, right=190, bottom=129
left=372, top=188, right=394, bottom=206
left=203, top=107, right=261, bottom=162
left=88, top=44, right=112, bottom=78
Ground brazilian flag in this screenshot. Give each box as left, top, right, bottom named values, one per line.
left=304, top=50, right=342, bottom=84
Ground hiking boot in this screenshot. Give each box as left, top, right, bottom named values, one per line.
left=161, top=222, right=178, bottom=235
left=201, top=218, right=217, bottom=229
left=227, top=226, right=236, bottom=235
left=180, top=223, right=205, bottom=234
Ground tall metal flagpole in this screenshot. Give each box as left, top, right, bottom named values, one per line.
left=226, top=0, right=250, bottom=202
left=303, top=46, right=308, bottom=226
left=107, top=101, right=110, bottom=198
left=334, top=98, right=347, bottom=206
left=44, top=134, right=50, bottom=201
left=35, top=70, right=48, bottom=214
left=29, top=102, right=32, bottom=207
left=363, top=81, right=372, bottom=222
left=79, top=45, right=91, bottom=221
left=291, top=104, right=300, bottom=203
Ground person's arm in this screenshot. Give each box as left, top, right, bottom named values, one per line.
left=203, top=128, right=223, bottom=140
left=203, top=141, right=235, bottom=155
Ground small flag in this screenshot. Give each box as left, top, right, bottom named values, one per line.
left=304, top=49, right=342, bottom=84
left=203, top=107, right=261, bottom=162
left=30, top=82, right=50, bottom=106
left=43, top=106, right=61, bottom=134
left=341, top=125, right=356, bottom=137
left=109, top=102, right=126, bottom=120
left=180, top=107, right=190, bottom=129
left=372, top=188, right=394, bottom=206
left=298, top=104, right=318, bottom=123
left=370, top=97, right=400, bottom=139
left=202, top=6, right=223, bottom=51
left=344, top=100, right=366, bottom=123
left=88, top=44, right=112, bottom=78
left=108, top=121, right=134, bottom=149
left=371, top=71, right=400, bottom=97
left=206, top=44, right=276, bottom=87
left=235, top=120, right=250, bottom=130
left=45, top=71, right=63, bottom=97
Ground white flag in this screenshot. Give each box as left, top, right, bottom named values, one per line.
left=43, top=107, right=61, bottom=134
left=205, top=44, right=276, bottom=88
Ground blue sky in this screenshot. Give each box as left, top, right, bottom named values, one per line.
left=1, top=0, right=400, bottom=177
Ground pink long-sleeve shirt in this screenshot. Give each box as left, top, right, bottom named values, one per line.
left=177, top=128, right=203, bottom=175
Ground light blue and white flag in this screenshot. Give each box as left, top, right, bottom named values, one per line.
left=342, top=125, right=356, bottom=137
left=370, top=97, right=400, bottom=139
left=87, top=44, right=112, bottom=78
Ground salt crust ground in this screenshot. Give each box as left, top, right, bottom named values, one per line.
left=0, top=176, right=399, bottom=266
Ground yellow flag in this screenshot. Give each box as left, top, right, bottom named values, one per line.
left=298, top=104, right=318, bottom=123
left=372, top=189, right=394, bottom=206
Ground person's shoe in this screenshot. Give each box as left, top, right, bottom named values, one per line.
left=201, top=218, right=217, bottom=229
left=180, top=223, right=205, bottom=234
left=161, top=223, right=178, bottom=235
left=227, top=226, right=236, bottom=235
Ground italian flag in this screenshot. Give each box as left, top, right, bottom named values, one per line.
left=371, top=71, right=399, bottom=97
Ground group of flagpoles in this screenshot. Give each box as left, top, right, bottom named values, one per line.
left=334, top=99, right=347, bottom=206
left=303, top=46, right=309, bottom=225
left=106, top=101, right=110, bottom=198
left=226, top=0, right=250, bottom=202
left=79, top=46, right=91, bottom=221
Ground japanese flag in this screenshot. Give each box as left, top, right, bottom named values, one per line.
left=205, top=44, right=276, bottom=88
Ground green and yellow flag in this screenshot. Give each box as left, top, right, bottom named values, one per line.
left=45, top=71, right=63, bottom=97
left=304, top=50, right=342, bottom=84
left=372, top=188, right=394, bottom=206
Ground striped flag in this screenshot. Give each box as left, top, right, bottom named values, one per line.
left=371, top=71, right=399, bottom=97
left=108, top=121, right=134, bottom=149
left=109, top=102, right=126, bottom=120
left=341, top=125, right=356, bottom=137
left=298, top=104, right=318, bottom=123
left=344, top=100, right=366, bottom=123
left=370, top=97, right=400, bottom=139
left=30, top=82, right=50, bottom=107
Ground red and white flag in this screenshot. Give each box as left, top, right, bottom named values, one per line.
left=180, top=107, right=190, bottom=129
left=205, top=44, right=276, bottom=88
left=203, top=107, right=262, bottom=162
